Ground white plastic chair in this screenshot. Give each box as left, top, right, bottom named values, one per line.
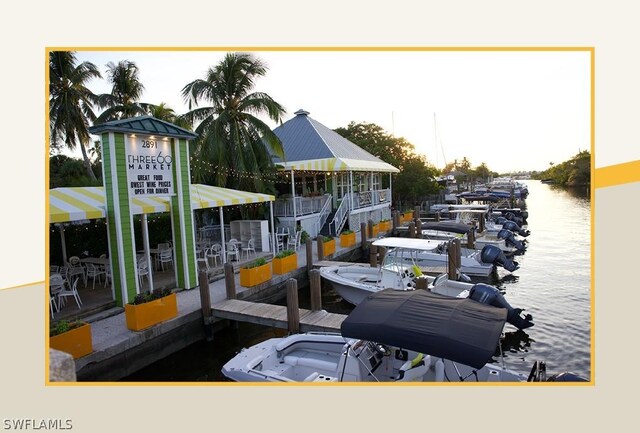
left=158, top=248, right=173, bottom=271
left=287, top=230, right=302, bottom=251
left=242, top=238, right=256, bottom=259
left=207, top=243, right=222, bottom=267
left=137, top=260, right=150, bottom=289
left=85, top=262, right=106, bottom=290
left=226, top=239, right=240, bottom=262
left=57, top=276, right=83, bottom=310
left=67, top=256, right=86, bottom=286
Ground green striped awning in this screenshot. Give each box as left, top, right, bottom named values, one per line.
left=281, top=157, right=399, bottom=173
left=49, top=185, right=275, bottom=223
left=190, top=184, right=274, bottom=209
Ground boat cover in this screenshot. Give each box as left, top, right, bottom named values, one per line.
left=341, top=288, right=508, bottom=369
left=422, top=221, right=472, bottom=234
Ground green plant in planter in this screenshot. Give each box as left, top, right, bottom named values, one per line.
left=275, top=249, right=295, bottom=259
left=244, top=257, right=267, bottom=269
left=341, top=229, right=354, bottom=235
left=321, top=235, right=334, bottom=243
left=130, top=288, right=173, bottom=305
left=50, top=319, right=84, bottom=337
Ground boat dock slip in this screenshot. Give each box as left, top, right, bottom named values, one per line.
left=212, top=299, right=346, bottom=332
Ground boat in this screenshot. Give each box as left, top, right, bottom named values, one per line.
left=221, top=289, right=573, bottom=383
left=420, top=220, right=522, bottom=254
left=378, top=237, right=518, bottom=277
left=320, top=263, right=532, bottom=330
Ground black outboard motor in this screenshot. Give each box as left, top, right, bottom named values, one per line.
left=480, top=245, right=519, bottom=272
left=497, top=228, right=526, bottom=252
left=469, top=283, right=534, bottom=330
left=502, top=220, right=530, bottom=237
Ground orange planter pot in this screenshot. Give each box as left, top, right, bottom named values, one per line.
left=323, top=239, right=336, bottom=256
left=240, top=263, right=272, bottom=287
left=273, top=253, right=297, bottom=275
left=50, top=323, right=93, bottom=359
left=380, top=221, right=391, bottom=232
left=340, top=232, right=356, bottom=248
left=125, top=293, right=178, bottom=331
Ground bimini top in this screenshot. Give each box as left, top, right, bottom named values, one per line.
left=421, top=221, right=473, bottom=234
left=340, top=288, right=507, bottom=369
left=271, top=109, right=399, bottom=173
left=372, top=237, right=445, bottom=251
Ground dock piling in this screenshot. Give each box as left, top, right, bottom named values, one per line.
left=309, top=269, right=322, bottom=311
left=305, top=238, right=313, bottom=272
left=198, top=270, right=214, bottom=342
left=224, top=262, right=236, bottom=300
left=317, top=236, right=325, bottom=261
left=360, top=222, right=368, bottom=249
left=370, top=244, right=378, bottom=268
left=286, top=278, right=300, bottom=334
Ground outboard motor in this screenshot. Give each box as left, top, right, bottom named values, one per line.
left=469, top=283, right=534, bottom=330
left=502, top=220, right=530, bottom=237
left=480, top=245, right=519, bottom=272
left=546, top=372, right=589, bottom=382
left=497, top=228, right=526, bottom=252
left=504, top=212, right=524, bottom=226
left=495, top=216, right=508, bottom=225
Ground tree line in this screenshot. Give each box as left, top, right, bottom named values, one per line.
left=531, top=150, right=591, bottom=186
left=49, top=51, right=500, bottom=205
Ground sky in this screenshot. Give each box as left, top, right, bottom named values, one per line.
left=70, top=49, right=590, bottom=174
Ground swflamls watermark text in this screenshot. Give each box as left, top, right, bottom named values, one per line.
left=2, top=419, right=72, bottom=430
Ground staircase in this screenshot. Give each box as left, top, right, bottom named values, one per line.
left=319, top=210, right=337, bottom=237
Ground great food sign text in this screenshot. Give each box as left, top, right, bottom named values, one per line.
left=125, top=135, right=174, bottom=197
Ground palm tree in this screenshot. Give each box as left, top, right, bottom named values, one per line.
left=95, top=60, right=149, bottom=123
left=148, top=102, right=191, bottom=130
left=49, top=51, right=101, bottom=181
left=181, top=52, right=285, bottom=189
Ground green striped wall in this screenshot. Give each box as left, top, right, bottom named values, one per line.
left=170, top=138, right=197, bottom=289
left=102, top=133, right=123, bottom=306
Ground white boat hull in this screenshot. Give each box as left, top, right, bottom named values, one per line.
left=221, top=332, right=527, bottom=383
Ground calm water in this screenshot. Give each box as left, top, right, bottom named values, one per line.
left=123, top=180, right=592, bottom=382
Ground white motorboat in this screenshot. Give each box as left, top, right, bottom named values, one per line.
left=221, top=289, right=568, bottom=383
left=420, top=220, right=520, bottom=254
left=374, top=237, right=517, bottom=277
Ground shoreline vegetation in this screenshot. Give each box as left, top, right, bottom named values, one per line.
left=530, top=150, right=590, bottom=187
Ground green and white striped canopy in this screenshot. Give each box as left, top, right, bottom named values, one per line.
left=49, top=185, right=275, bottom=223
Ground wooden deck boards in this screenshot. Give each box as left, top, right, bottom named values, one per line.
left=212, top=299, right=346, bottom=332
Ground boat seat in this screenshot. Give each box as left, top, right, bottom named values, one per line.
left=283, top=355, right=339, bottom=373
left=304, top=372, right=320, bottom=382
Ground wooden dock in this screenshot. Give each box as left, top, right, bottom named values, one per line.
left=211, top=299, right=346, bottom=332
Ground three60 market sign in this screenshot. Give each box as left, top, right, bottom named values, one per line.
left=125, top=135, right=174, bottom=197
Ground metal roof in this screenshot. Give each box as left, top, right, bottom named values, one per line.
left=89, top=116, right=198, bottom=140
left=272, top=109, right=399, bottom=173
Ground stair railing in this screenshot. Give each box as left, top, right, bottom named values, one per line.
left=330, top=193, right=351, bottom=236
left=314, top=194, right=333, bottom=236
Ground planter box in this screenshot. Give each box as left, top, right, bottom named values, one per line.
left=372, top=224, right=380, bottom=236
left=240, top=263, right=272, bottom=287
left=340, top=232, right=356, bottom=248
left=380, top=221, right=391, bottom=232
left=50, top=323, right=93, bottom=359
left=125, top=293, right=178, bottom=331
left=323, top=239, right=336, bottom=256
left=403, top=212, right=413, bottom=223
left=273, top=253, right=297, bottom=275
